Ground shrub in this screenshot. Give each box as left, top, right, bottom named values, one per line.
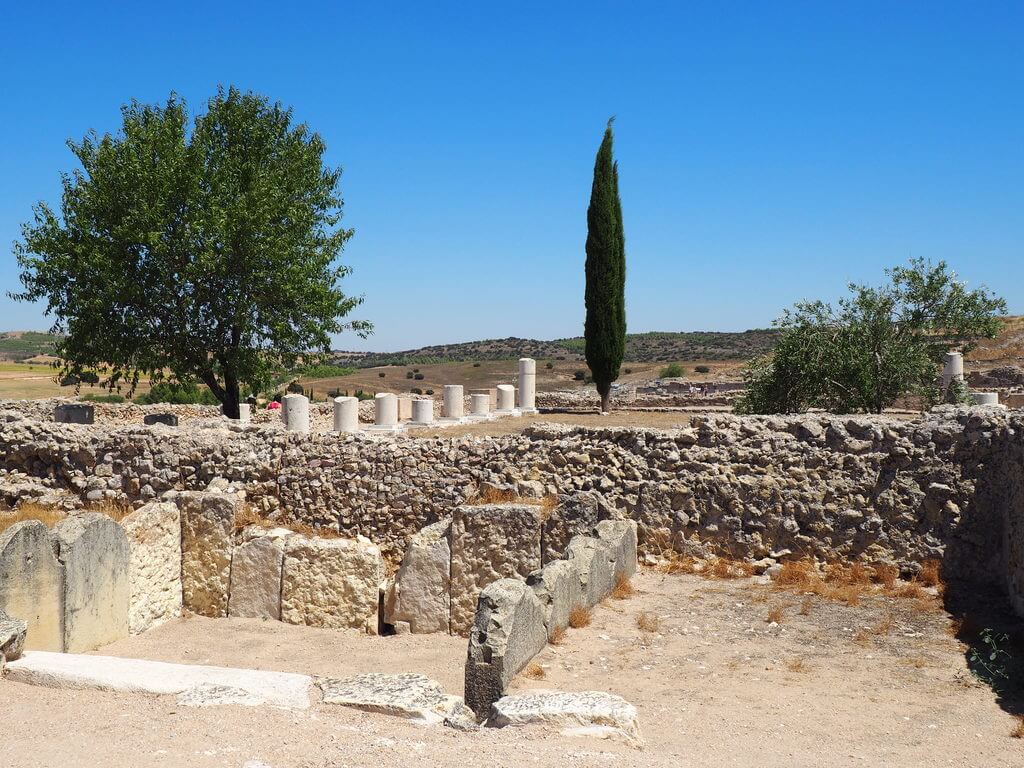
left=354, top=389, right=374, bottom=401
left=636, top=611, right=660, bottom=632
left=611, top=574, right=636, bottom=600
left=414, top=373, right=425, bottom=380
left=660, top=362, right=685, bottom=378
left=378, top=372, right=386, bottom=378
left=623, top=367, right=632, bottom=374
left=694, top=365, right=711, bottom=374
left=425, top=389, right=434, bottom=395
left=411, top=387, right=423, bottom=395
left=473, top=362, right=481, bottom=367
left=545, top=362, right=553, bottom=369
left=80, top=393, right=124, bottom=403
left=406, top=371, right=414, bottom=379
left=573, top=370, right=587, bottom=381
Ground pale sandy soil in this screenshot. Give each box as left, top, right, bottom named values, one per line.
left=414, top=410, right=701, bottom=438
left=5, top=570, right=1024, bottom=767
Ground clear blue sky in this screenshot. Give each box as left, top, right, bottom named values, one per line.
left=1, top=2, right=1021, bottom=351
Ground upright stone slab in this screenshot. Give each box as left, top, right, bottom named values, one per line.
left=973, top=392, right=1000, bottom=406
left=410, top=399, right=434, bottom=426
left=527, top=559, right=581, bottom=638
left=565, top=535, right=616, bottom=608
left=237, top=403, right=252, bottom=424
left=384, top=520, right=451, bottom=634
left=121, top=501, right=182, bottom=634
left=54, top=403, right=94, bottom=424
left=442, top=384, right=465, bottom=420
left=52, top=513, right=130, bottom=653
left=449, top=504, right=543, bottom=635
left=229, top=528, right=290, bottom=620
left=143, top=413, right=178, bottom=426
left=518, top=358, right=537, bottom=412
left=496, top=385, right=516, bottom=413
left=594, top=519, right=638, bottom=580
left=542, top=492, right=601, bottom=564
left=0, top=520, right=63, bottom=651
left=464, top=579, right=548, bottom=718
left=397, top=396, right=414, bottom=422
left=333, top=396, right=359, bottom=432
left=176, top=491, right=239, bottom=617
left=283, top=394, right=310, bottom=433
left=281, top=535, right=382, bottom=633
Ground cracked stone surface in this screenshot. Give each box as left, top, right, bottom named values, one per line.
left=489, top=690, right=642, bottom=745
left=318, top=672, right=476, bottom=729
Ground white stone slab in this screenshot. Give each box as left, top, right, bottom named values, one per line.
left=489, top=690, right=641, bottom=745
left=318, top=672, right=476, bottom=729
left=5, top=651, right=312, bottom=710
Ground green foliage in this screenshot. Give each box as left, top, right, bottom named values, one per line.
left=660, top=363, right=685, bottom=378
left=0, top=331, right=62, bottom=360
left=80, top=392, right=124, bottom=403
left=136, top=380, right=219, bottom=405
left=545, top=362, right=553, bottom=369
left=295, top=363, right=356, bottom=379
left=573, top=370, right=587, bottom=381
left=11, top=87, right=370, bottom=418
left=584, top=118, right=627, bottom=409
left=736, top=259, right=1006, bottom=414
left=694, top=365, right=711, bottom=374
left=969, top=628, right=1011, bottom=688
left=353, top=389, right=374, bottom=401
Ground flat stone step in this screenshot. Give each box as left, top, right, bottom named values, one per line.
left=318, top=672, right=476, bottom=729
left=488, top=690, right=642, bottom=745
left=4, top=651, right=312, bottom=710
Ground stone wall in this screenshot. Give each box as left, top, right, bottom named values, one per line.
left=1, top=405, right=1022, bottom=589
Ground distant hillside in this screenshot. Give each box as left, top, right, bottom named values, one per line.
left=0, top=331, right=61, bottom=361
left=332, top=329, right=781, bottom=368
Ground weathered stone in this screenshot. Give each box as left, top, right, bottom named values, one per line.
left=54, top=403, right=94, bottom=424
left=280, top=535, right=382, bottom=632
left=318, top=672, right=476, bottom=729
left=176, top=491, right=239, bottom=617
left=52, top=512, right=130, bottom=653
left=143, top=413, right=178, bottom=426
left=566, top=535, right=616, bottom=608
left=229, top=530, right=289, bottom=620
left=0, top=520, right=64, bottom=651
left=526, top=559, right=581, bottom=637
left=465, top=578, right=548, bottom=718
left=542, top=492, right=601, bottom=563
left=450, top=504, right=543, bottom=635
left=384, top=520, right=450, bottom=634
left=594, top=519, right=638, bottom=580
left=0, top=608, right=27, bottom=663
left=121, top=501, right=182, bottom=633
left=489, top=690, right=642, bottom=745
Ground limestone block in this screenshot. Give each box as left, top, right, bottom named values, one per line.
left=384, top=520, right=450, bottom=634
left=143, top=413, right=178, bottom=426
left=566, top=535, right=616, bottom=608
left=464, top=579, right=548, bottom=718
left=54, top=403, right=94, bottom=424
left=0, top=520, right=64, bottom=651
left=397, top=396, right=413, bottom=421
left=518, top=358, right=537, bottom=411
left=121, top=501, right=182, bottom=634
left=333, top=396, right=359, bottom=432
left=177, top=491, right=240, bottom=617
left=319, top=673, right=476, bottom=729
left=229, top=531, right=290, bottom=620
left=52, top=513, right=130, bottom=653
left=450, top=504, right=543, bottom=635
left=594, top=519, right=638, bottom=580
left=0, top=608, right=28, bottom=663
left=489, top=690, right=642, bottom=745
left=280, top=535, right=382, bottom=632
left=526, top=559, right=581, bottom=638
left=496, top=385, right=516, bottom=412
left=283, top=394, right=310, bottom=432
left=442, top=384, right=464, bottom=419
left=542, top=492, right=601, bottom=564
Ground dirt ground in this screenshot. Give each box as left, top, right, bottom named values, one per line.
left=414, top=409, right=706, bottom=438
left=5, top=569, right=1024, bottom=767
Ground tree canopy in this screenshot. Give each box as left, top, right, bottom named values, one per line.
left=735, top=259, right=1006, bottom=414
left=11, top=87, right=369, bottom=417
left=584, top=118, right=627, bottom=412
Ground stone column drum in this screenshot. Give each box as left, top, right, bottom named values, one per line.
left=375, top=393, right=398, bottom=427
left=518, top=358, right=537, bottom=412
left=941, top=351, right=964, bottom=391
left=443, top=385, right=464, bottom=420
left=411, top=400, right=434, bottom=425
left=470, top=394, right=490, bottom=418
left=282, top=394, right=310, bottom=433
left=496, top=385, right=516, bottom=413
left=333, top=396, right=359, bottom=432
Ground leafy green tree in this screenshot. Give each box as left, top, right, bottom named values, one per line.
left=736, top=259, right=1005, bottom=414
left=11, top=87, right=370, bottom=417
left=584, top=118, right=627, bottom=412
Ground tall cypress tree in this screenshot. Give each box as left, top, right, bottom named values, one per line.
left=584, top=118, right=626, bottom=412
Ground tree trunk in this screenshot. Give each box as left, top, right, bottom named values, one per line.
left=600, top=391, right=611, bottom=413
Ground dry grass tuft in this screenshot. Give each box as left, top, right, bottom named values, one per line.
left=1011, top=716, right=1024, bottom=739
left=611, top=574, right=636, bottom=600
left=636, top=611, right=661, bottom=633
left=799, top=596, right=813, bottom=615
left=919, top=559, right=942, bottom=588
left=775, top=558, right=817, bottom=587
left=785, top=658, right=808, bottom=673
left=902, top=656, right=930, bottom=669
left=233, top=502, right=268, bottom=533
left=852, top=628, right=872, bottom=646
left=524, top=662, right=546, bottom=680
left=767, top=605, right=786, bottom=624
left=465, top=486, right=557, bottom=514
left=660, top=554, right=698, bottom=575
left=549, top=626, right=567, bottom=646
left=568, top=606, right=592, bottom=629
left=893, top=580, right=927, bottom=600
left=709, top=557, right=754, bottom=579
left=86, top=498, right=134, bottom=523
left=871, top=613, right=895, bottom=636
left=871, top=563, right=899, bottom=589
left=0, top=502, right=67, bottom=533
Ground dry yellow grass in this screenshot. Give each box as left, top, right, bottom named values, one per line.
left=799, top=596, right=813, bottom=615
left=611, top=574, right=636, bottom=600
left=569, top=606, right=592, bottom=629
left=549, top=626, right=567, bottom=646
left=872, top=563, right=899, bottom=589
left=524, top=662, right=546, bottom=680
left=919, top=559, right=942, bottom=588
left=709, top=557, right=755, bottom=579
left=767, top=604, right=786, bottom=624
left=1011, top=716, right=1024, bottom=739
left=785, top=658, right=807, bottom=673
left=636, top=611, right=661, bottom=632
left=872, top=613, right=896, bottom=636
left=86, top=498, right=133, bottom=523
left=464, top=486, right=557, bottom=513
left=0, top=502, right=67, bottom=533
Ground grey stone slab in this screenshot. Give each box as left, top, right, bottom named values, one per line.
left=0, top=608, right=27, bottom=663
left=565, top=535, right=616, bottom=608
left=526, top=559, right=581, bottom=638
left=489, top=690, right=642, bottom=745
left=0, top=520, right=64, bottom=651
left=384, top=519, right=450, bottom=634
left=594, top=519, right=638, bottom=580
left=54, top=403, right=94, bottom=424
left=319, top=672, right=476, bottom=729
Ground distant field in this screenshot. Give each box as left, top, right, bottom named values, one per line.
left=0, top=331, right=62, bottom=361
